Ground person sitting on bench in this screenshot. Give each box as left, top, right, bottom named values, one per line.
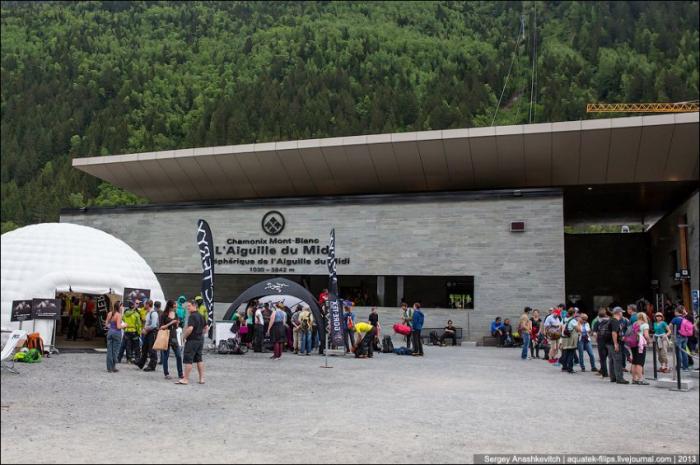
left=491, top=317, right=505, bottom=346
left=440, top=320, right=458, bottom=346
left=502, top=318, right=514, bottom=347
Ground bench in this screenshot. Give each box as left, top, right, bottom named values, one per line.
left=420, top=327, right=463, bottom=346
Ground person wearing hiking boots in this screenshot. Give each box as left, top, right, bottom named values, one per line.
left=653, top=312, right=671, bottom=373
left=577, top=313, right=597, bottom=372
left=137, top=300, right=160, bottom=371
left=543, top=308, right=563, bottom=365
left=593, top=308, right=611, bottom=378
left=411, top=302, right=425, bottom=357
left=176, top=299, right=207, bottom=385
left=122, top=301, right=142, bottom=363
left=671, top=306, right=692, bottom=372
left=559, top=311, right=581, bottom=374
left=607, top=307, right=629, bottom=384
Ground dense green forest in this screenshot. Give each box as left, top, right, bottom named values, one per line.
left=1, top=1, right=698, bottom=233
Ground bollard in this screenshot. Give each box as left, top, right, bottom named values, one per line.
left=675, top=342, right=682, bottom=391
left=652, top=337, right=658, bottom=380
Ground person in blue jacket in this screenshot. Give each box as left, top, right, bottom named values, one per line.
left=411, top=302, right=425, bottom=356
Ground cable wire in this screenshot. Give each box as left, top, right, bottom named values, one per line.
left=491, top=15, right=526, bottom=126
left=528, top=6, right=537, bottom=123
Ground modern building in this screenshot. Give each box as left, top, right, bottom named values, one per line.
left=61, top=113, right=699, bottom=339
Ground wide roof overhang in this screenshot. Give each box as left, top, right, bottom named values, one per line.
left=73, top=113, right=698, bottom=222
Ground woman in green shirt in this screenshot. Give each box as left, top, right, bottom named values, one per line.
left=653, top=312, right=671, bottom=373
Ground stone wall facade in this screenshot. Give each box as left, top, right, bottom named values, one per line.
left=61, top=191, right=566, bottom=339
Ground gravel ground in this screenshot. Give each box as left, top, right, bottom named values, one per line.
left=1, top=345, right=698, bottom=464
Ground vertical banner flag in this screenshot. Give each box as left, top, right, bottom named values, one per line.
left=327, top=228, right=344, bottom=348
left=196, top=219, right=215, bottom=338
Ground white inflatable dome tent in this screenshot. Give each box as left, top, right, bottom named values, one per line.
left=1, top=223, right=165, bottom=347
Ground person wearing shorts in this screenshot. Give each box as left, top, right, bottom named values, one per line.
left=177, top=299, right=207, bottom=385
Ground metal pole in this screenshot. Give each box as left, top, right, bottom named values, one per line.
left=652, top=337, right=658, bottom=380
left=675, top=341, right=682, bottom=390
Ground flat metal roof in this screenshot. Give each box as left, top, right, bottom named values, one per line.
left=73, top=113, right=699, bottom=203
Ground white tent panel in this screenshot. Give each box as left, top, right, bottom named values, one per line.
left=1, top=223, right=165, bottom=345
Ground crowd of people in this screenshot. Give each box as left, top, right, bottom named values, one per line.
left=491, top=301, right=699, bottom=385
left=224, top=293, right=429, bottom=359
left=62, top=295, right=99, bottom=341
left=103, top=295, right=210, bottom=386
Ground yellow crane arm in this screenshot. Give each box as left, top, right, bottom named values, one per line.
left=586, top=102, right=699, bottom=113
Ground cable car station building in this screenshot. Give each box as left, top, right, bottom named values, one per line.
left=61, top=113, right=699, bottom=338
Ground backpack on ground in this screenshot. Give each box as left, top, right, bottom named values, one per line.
left=393, top=346, right=412, bottom=355
left=382, top=335, right=394, bottom=353
left=429, top=331, right=439, bottom=345
left=679, top=318, right=694, bottom=337
left=623, top=323, right=640, bottom=348
left=14, top=348, right=42, bottom=363
left=25, top=333, right=45, bottom=355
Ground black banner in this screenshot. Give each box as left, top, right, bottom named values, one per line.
left=11, top=300, right=33, bottom=322
left=196, top=219, right=215, bottom=337
left=123, top=288, right=150, bottom=306
left=32, top=298, right=61, bottom=320
left=327, top=228, right=344, bottom=348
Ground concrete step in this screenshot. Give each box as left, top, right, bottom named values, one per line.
left=478, top=336, right=499, bottom=347
left=655, top=378, right=694, bottom=391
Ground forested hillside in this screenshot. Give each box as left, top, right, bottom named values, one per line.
left=1, top=1, right=698, bottom=232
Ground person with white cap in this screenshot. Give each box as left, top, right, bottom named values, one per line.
left=607, top=306, right=629, bottom=384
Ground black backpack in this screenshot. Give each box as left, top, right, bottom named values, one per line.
left=429, top=331, right=439, bottom=345
left=382, top=336, right=394, bottom=353
left=597, top=318, right=612, bottom=343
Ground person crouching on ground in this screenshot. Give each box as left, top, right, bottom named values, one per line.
left=352, top=321, right=377, bottom=358
left=176, top=299, right=207, bottom=385
left=411, top=303, right=424, bottom=357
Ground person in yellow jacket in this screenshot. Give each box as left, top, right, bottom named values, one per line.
left=122, top=301, right=142, bottom=363
left=352, top=321, right=377, bottom=359
left=67, top=297, right=82, bottom=341
left=194, top=295, right=209, bottom=330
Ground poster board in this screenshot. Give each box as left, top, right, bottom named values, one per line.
left=11, top=300, right=33, bottom=322
left=32, top=298, right=61, bottom=320
left=122, top=288, right=150, bottom=306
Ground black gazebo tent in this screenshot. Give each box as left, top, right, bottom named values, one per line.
left=222, top=277, right=325, bottom=351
